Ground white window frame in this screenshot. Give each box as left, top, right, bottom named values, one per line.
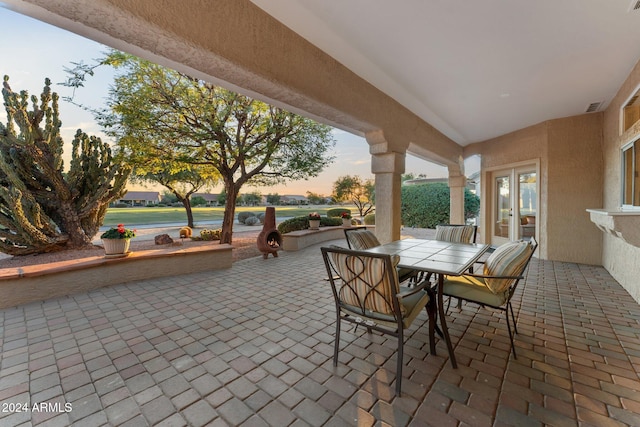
left=621, top=137, right=640, bottom=210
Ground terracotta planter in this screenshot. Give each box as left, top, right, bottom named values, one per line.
left=102, top=238, right=131, bottom=257
left=308, top=219, right=320, bottom=230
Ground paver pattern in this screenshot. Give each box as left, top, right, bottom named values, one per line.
left=1, top=237, right=639, bottom=426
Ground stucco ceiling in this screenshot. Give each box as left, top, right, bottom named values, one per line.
left=252, top=0, right=640, bottom=145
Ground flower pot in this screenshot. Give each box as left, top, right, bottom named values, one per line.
left=102, top=238, right=131, bottom=257
left=308, top=219, right=320, bottom=230
left=342, top=218, right=352, bottom=226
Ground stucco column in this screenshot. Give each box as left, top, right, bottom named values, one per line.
left=449, top=174, right=467, bottom=225
left=371, top=152, right=405, bottom=244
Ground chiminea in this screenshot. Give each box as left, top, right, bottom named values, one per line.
left=257, top=207, right=282, bottom=259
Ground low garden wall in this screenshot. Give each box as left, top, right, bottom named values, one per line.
left=281, top=225, right=373, bottom=251
left=0, top=244, right=233, bottom=309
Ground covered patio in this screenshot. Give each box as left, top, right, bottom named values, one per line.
left=1, top=237, right=638, bottom=426
left=1, top=1, right=640, bottom=425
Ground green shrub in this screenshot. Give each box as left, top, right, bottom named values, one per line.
left=277, top=215, right=342, bottom=234
left=321, top=217, right=342, bottom=227
left=277, top=216, right=309, bottom=234
left=363, top=213, right=375, bottom=225
left=401, top=183, right=480, bottom=228
left=326, top=208, right=351, bottom=218
left=191, top=196, right=207, bottom=206
left=257, top=212, right=265, bottom=224
left=112, top=203, right=130, bottom=208
left=237, top=211, right=256, bottom=224
left=244, top=216, right=260, bottom=226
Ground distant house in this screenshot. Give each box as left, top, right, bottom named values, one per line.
left=280, top=195, right=308, bottom=205
left=192, top=193, right=220, bottom=206
left=117, top=191, right=161, bottom=206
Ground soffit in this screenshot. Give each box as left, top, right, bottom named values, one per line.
left=252, top=0, right=640, bottom=145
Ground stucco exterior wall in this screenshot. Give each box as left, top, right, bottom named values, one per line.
left=601, top=58, right=640, bottom=303
left=465, top=114, right=603, bottom=265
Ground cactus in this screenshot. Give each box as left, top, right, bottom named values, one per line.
left=0, top=76, right=130, bottom=255
left=199, top=228, right=222, bottom=241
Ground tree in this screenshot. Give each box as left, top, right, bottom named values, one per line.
left=306, top=191, right=326, bottom=205
left=139, top=168, right=214, bottom=227
left=122, top=134, right=219, bottom=227
left=332, top=175, right=375, bottom=217
left=216, top=190, right=226, bottom=206
left=66, top=52, right=335, bottom=243
left=266, top=193, right=281, bottom=205
left=191, top=196, right=207, bottom=206
left=0, top=76, right=129, bottom=255
left=161, top=192, right=178, bottom=204
left=243, top=191, right=262, bottom=206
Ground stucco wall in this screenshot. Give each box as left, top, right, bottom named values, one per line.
left=601, top=58, right=640, bottom=303
left=465, top=114, right=603, bottom=265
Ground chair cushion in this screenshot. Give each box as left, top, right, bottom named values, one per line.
left=435, top=225, right=475, bottom=243
left=483, top=241, right=532, bottom=294
left=442, top=275, right=509, bottom=307
left=330, top=251, right=398, bottom=315
left=346, top=230, right=381, bottom=250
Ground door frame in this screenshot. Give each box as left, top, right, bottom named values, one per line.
left=483, top=160, right=540, bottom=246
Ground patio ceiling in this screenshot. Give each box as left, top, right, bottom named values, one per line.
left=252, top=0, right=640, bottom=145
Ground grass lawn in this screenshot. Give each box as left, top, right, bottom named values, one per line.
left=103, top=205, right=354, bottom=226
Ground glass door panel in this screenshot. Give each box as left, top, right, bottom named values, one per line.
left=495, top=175, right=511, bottom=239
left=518, top=172, right=537, bottom=240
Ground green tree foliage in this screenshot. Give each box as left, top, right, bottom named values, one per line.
left=242, top=191, right=262, bottom=206
left=161, top=192, right=178, bottom=204
left=190, top=196, right=207, bottom=206
left=0, top=76, right=129, bottom=255
left=305, top=191, right=326, bottom=205
left=332, top=175, right=375, bottom=217
left=266, top=193, right=281, bottom=205
left=401, top=183, right=480, bottom=228
left=66, top=52, right=335, bottom=243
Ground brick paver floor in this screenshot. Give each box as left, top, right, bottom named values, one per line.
left=1, top=237, right=639, bottom=426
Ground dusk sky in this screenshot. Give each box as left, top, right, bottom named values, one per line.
left=0, top=5, right=466, bottom=197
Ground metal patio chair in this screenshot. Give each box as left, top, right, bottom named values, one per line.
left=321, top=245, right=436, bottom=396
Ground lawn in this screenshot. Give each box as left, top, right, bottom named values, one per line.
left=103, top=205, right=351, bottom=226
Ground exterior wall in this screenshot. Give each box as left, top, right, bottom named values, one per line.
left=546, top=114, right=603, bottom=264
left=601, top=58, right=640, bottom=303
left=465, top=114, right=604, bottom=265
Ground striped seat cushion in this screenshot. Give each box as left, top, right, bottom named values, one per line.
left=483, top=241, right=533, bottom=294
left=346, top=230, right=381, bottom=250
left=435, top=225, right=475, bottom=243
left=330, top=251, right=399, bottom=315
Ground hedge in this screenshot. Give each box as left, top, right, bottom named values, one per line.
left=401, top=183, right=480, bottom=228
left=326, top=208, right=351, bottom=218
left=277, top=215, right=342, bottom=234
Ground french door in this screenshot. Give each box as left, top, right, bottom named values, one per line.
left=491, top=165, right=537, bottom=245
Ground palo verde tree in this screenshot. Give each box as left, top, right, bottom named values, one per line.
left=332, top=175, right=375, bottom=217
left=0, top=76, right=129, bottom=255
left=65, top=52, right=335, bottom=243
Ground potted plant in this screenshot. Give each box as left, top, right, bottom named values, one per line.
left=100, top=224, right=136, bottom=257
left=308, top=212, right=321, bottom=230
left=341, top=211, right=352, bottom=226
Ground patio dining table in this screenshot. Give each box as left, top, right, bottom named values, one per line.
left=364, top=238, right=490, bottom=368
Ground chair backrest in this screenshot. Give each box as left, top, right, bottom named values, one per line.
left=344, top=228, right=381, bottom=250
left=483, top=237, right=538, bottom=294
left=435, top=224, right=477, bottom=243
left=321, top=246, right=401, bottom=317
